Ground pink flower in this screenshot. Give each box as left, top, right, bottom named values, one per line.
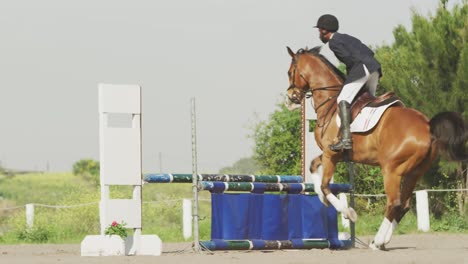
left=105, top=221, right=128, bottom=239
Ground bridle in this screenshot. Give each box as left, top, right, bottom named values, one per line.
left=287, top=54, right=343, bottom=136
left=287, top=59, right=341, bottom=110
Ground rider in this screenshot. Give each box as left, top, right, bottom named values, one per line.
left=315, top=14, right=382, bottom=151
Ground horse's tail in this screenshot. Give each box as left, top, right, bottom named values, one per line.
left=429, top=111, right=468, bottom=161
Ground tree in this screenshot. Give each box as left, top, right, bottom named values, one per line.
left=375, top=1, right=467, bottom=215
left=252, top=103, right=302, bottom=175
left=72, top=159, right=100, bottom=186
left=375, top=2, right=467, bottom=118
left=218, top=157, right=261, bottom=174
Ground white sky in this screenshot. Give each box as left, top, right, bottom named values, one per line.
left=0, top=0, right=461, bottom=173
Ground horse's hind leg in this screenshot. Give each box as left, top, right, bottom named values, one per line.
left=384, top=157, right=434, bottom=244
left=371, top=168, right=402, bottom=250
left=375, top=172, right=423, bottom=249
left=371, top=151, right=433, bottom=250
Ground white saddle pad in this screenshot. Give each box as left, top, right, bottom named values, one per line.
left=336, top=101, right=401, bottom=133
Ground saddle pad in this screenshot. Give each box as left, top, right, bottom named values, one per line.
left=336, top=101, right=401, bottom=133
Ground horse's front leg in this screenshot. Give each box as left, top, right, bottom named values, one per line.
left=309, top=155, right=326, bottom=204
left=321, top=154, right=358, bottom=222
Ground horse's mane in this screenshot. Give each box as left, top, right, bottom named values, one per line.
left=297, top=46, right=346, bottom=82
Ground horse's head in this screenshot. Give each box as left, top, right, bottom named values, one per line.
left=286, top=47, right=311, bottom=104
left=285, top=46, right=345, bottom=111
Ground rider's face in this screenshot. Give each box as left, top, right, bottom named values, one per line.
left=319, top=29, right=329, bottom=44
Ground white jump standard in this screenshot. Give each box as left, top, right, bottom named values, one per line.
left=81, top=84, right=162, bottom=256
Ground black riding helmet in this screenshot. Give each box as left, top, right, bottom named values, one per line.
left=315, top=14, right=339, bottom=32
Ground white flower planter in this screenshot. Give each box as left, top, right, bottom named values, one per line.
left=81, top=235, right=126, bottom=256
left=81, top=234, right=162, bottom=256
left=104, top=235, right=126, bottom=256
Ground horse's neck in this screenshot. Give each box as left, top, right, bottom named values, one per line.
left=304, top=54, right=342, bottom=135
left=305, top=57, right=342, bottom=116
left=312, top=87, right=340, bottom=116
left=311, top=84, right=340, bottom=141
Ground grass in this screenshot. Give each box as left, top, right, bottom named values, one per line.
left=0, top=172, right=466, bottom=244
left=0, top=172, right=100, bottom=243
left=0, top=173, right=212, bottom=243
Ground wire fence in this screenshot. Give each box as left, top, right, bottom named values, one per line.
left=1, top=188, right=466, bottom=233
left=0, top=198, right=211, bottom=212
left=1, top=188, right=466, bottom=212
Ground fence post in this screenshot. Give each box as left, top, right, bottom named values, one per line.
left=183, top=199, right=192, bottom=240
left=26, top=204, right=34, bottom=229
left=415, top=190, right=430, bottom=232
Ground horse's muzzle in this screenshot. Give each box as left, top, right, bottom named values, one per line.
left=287, top=87, right=303, bottom=105
left=284, top=93, right=301, bottom=111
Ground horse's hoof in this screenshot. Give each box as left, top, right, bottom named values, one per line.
left=369, top=241, right=386, bottom=251
left=344, top=207, right=358, bottom=222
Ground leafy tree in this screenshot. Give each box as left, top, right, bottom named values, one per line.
left=218, top=157, right=261, bottom=174
left=375, top=1, right=467, bottom=215
left=72, top=159, right=100, bottom=186
left=252, top=104, right=302, bottom=175
left=376, top=2, right=467, bottom=119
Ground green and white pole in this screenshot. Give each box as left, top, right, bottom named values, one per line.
left=191, top=97, right=200, bottom=253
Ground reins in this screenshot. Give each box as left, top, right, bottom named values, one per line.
left=308, top=85, right=342, bottom=138
left=289, top=51, right=344, bottom=139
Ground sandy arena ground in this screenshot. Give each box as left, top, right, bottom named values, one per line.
left=1, top=234, right=467, bottom=264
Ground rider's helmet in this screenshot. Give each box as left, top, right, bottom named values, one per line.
left=315, top=14, right=339, bottom=32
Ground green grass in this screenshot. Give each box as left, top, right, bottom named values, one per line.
left=0, top=173, right=212, bottom=243
left=140, top=183, right=212, bottom=242
left=0, top=173, right=100, bottom=243
left=0, top=172, right=466, bottom=244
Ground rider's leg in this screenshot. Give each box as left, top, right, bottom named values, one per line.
left=330, top=66, right=370, bottom=151
left=330, top=101, right=353, bottom=151
left=365, top=71, right=380, bottom=96
left=330, top=81, right=366, bottom=151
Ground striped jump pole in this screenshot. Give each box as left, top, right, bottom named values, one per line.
left=200, top=239, right=335, bottom=251
left=199, top=181, right=351, bottom=194
left=144, top=173, right=304, bottom=183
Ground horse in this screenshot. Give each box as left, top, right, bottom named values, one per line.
left=285, top=46, right=467, bottom=250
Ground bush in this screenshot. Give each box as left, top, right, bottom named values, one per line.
left=17, top=227, right=51, bottom=243
left=72, top=159, right=100, bottom=186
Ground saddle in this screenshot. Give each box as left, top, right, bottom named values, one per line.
left=351, top=91, right=402, bottom=121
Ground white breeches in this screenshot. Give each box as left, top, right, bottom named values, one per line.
left=337, top=65, right=380, bottom=103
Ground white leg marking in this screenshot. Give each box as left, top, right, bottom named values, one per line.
left=383, top=219, right=398, bottom=244
left=311, top=172, right=325, bottom=204
left=372, top=218, right=391, bottom=248
left=326, top=193, right=345, bottom=212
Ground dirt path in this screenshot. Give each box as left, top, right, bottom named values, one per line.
left=1, top=234, right=467, bottom=264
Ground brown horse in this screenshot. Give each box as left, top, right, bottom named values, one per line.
left=286, top=46, right=467, bottom=249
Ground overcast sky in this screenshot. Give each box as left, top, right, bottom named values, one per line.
left=0, top=0, right=462, bottom=173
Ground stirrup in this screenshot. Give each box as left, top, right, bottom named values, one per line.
left=329, top=139, right=353, bottom=152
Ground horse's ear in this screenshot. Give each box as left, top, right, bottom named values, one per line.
left=287, top=46, right=295, bottom=58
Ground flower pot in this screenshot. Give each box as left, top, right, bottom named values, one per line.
left=101, top=235, right=126, bottom=256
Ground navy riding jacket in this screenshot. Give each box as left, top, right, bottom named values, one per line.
left=328, top=32, right=382, bottom=84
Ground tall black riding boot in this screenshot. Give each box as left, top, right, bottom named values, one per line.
left=329, top=101, right=353, bottom=151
